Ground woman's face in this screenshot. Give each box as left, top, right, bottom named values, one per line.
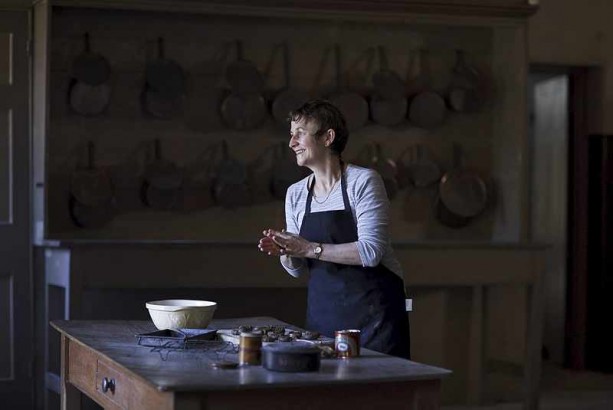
left=289, top=118, right=328, bottom=168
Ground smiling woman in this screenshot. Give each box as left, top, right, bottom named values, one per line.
left=258, top=99, right=411, bottom=360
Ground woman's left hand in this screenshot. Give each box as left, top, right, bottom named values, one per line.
left=263, top=229, right=313, bottom=258
left=258, top=234, right=284, bottom=256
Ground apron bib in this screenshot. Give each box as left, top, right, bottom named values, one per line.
left=300, top=169, right=411, bottom=359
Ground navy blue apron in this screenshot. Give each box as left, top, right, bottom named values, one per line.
left=300, top=168, right=411, bottom=359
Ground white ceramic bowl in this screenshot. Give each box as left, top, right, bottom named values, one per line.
left=145, top=299, right=217, bottom=330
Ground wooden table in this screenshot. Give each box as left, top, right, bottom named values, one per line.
left=51, top=318, right=451, bottom=410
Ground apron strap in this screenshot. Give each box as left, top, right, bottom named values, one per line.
left=305, top=175, right=315, bottom=215
left=339, top=163, right=350, bottom=211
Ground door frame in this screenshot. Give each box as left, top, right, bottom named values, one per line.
left=532, top=64, right=604, bottom=370
left=0, top=4, right=33, bottom=409
left=529, top=64, right=602, bottom=370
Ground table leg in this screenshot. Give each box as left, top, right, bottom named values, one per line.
left=175, top=393, right=202, bottom=410
left=61, top=335, right=81, bottom=410
left=414, top=379, right=442, bottom=410
left=467, top=285, right=484, bottom=405
left=524, top=271, right=544, bottom=410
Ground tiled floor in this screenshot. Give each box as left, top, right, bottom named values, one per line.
left=443, top=362, right=613, bottom=410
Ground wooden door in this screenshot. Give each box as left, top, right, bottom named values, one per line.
left=0, top=8, right=32, bottom=409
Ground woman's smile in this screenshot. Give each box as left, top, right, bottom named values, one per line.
left=289, top=119, right=323, bottom=167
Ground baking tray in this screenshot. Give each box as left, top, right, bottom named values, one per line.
left=136, top=328, right=218, bottom=349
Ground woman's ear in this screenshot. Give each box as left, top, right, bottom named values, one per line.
left=324, top=129, right=336, bottom=147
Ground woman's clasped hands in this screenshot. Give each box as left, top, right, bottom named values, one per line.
left=258, top=229, right=312, bottom=258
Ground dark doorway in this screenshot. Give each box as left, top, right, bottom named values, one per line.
left=529, top=65, right=607, bottom=372
left=540, top=65, right=607, bottom=372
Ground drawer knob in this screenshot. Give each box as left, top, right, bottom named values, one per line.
left=101, top=377, right=115, bottom=393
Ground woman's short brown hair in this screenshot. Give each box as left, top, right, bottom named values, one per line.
left=288, top=99, right=349, bottom=156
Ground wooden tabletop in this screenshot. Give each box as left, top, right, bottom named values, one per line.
left=51, top=318, right=451, bottom=393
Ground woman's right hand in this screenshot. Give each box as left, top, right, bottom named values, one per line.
left=258, top=231, right=285, bottom=256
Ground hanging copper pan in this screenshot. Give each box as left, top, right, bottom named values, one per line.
left=181, top=145, right=217, bottom=212
left=446, top=50, right=488, bottom=113
left=328, top=45, right=369, bottom=132
left=220, top=41, right=267, bottom=130
left=69, top=80, right=111, bottom=116
left=212, top=140, right=252, bottom=208
left=142, top=87, right=184, bottom=120
left=68, top=33, right=112, bottom=116
left=353, top=143, right=398, bottom=200
left=141, top=139, right=183, bottom=210
left=438, top=143, right=487, bottom=218
left=145, top=37, right=186, bottom=99
left=409, top=144, right=442, bottom=188
left=433, top=195, right=471, bottom=229
left=370, top=46, right=406, bottom=126
left=271, top=43, right=309, bottom=127
left=247, top=147, right=276, bottom=205
left=184, top=44, right=230, bottom=132
left=71, top=32, right=111, bottom=86
left=110, top=142, right=147, bottom=212
left=69, top=141, right=113, bottom=207
left=69, top=196, right=115, bottom=229
left=371, top=143, right=398, bottom=200
left=407, top=49, right=447, bottom=129
left=142, top=37, right=186, bottom=119
left=68, top=141, right=115, bottom=229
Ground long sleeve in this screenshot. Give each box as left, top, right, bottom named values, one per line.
left=352, top=170, right=390, bottom=268
left=276, top=166, right=403, bottom=278
left=279, top=182, right=309, bottom=278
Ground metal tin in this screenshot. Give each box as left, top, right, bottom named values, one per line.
left=262, top=342, right=321, bottom=372
left=334, top=329, right=360, bottom=358
left=239, top=332, right=262, bottom=366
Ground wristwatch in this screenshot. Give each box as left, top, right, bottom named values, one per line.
left=313, top=243, right=323, bottom=260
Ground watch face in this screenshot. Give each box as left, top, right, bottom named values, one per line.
left=314, top=246, right=322, bottom=254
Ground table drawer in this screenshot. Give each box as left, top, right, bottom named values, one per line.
left=95, top=358, right=133, bottom=409
left=66, top=337, right=173, bottom=409
left=68, top=340, right=98, bottom=398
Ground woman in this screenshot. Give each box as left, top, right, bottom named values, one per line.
left=258, top=100, right=410, bottom=359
